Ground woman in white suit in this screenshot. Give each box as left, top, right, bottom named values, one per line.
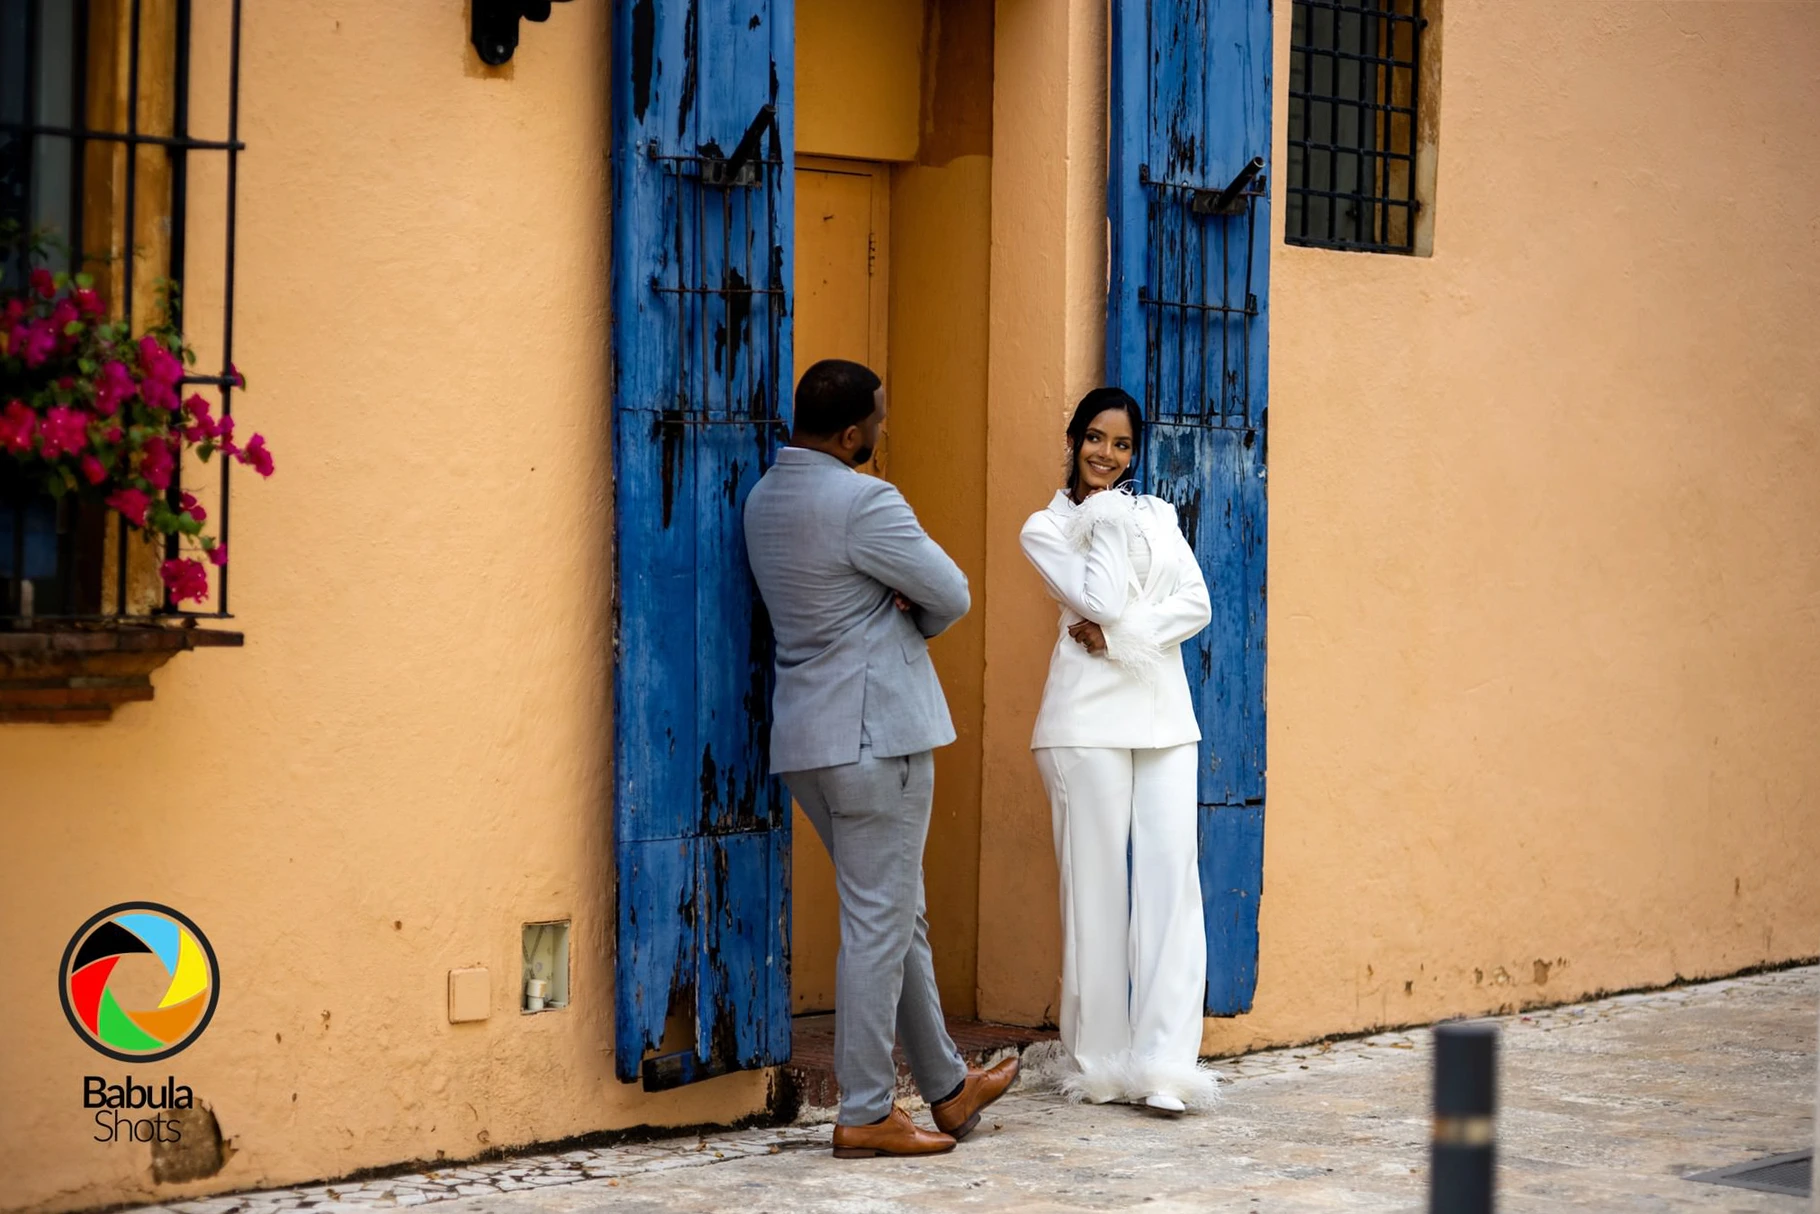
left=1019, top=386, right=1218, bottom=1114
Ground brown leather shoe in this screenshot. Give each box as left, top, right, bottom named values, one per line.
left=931, top=1056, right=1022, bottom=1140
left=830, top=1106, right=957, bottom=1159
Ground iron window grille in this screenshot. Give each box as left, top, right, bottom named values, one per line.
left=0, top=0, right=243, bottom=624
left=1286, top=0, right=1424, bottom=253
left=1137, top=161, right=1265, bottom=432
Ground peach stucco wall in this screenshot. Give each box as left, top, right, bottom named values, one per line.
left=6, top=0, right=1820, bottom=1210
left=973, top=0, right=1820, bottom=1051
left=0, top=5, right=769, bottom=1212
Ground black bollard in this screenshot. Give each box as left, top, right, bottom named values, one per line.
left=1430, top=1022, right=1498, bottom=1213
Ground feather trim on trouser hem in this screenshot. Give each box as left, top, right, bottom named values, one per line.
left=1054, top=1051, right=1222, bottom=1109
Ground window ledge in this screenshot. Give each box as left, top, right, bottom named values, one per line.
left=0, top=624, right=244, bottom=724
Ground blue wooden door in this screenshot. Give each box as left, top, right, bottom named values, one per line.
left=609, top=0, right=794, bottom=1088
left=1108, top=0, right=1270, bottom=1015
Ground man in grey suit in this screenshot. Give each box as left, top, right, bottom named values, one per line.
left=744, top=359, right=1019, bottom=1158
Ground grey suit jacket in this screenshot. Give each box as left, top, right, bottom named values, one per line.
left=743, top=447, right=969, bottom=774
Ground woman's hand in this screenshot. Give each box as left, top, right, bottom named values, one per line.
left=893, top=592, right=913, bottom=612
left=1068, top=620, right=1107, bottom=655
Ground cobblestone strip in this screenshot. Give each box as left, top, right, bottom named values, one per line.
left=140, top=1127, right=834, bottom=1214
left=137, top=966, right=1817, bottom=1214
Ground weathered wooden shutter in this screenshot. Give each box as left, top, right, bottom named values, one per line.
left=609, top=0, right=794, bottom=1088
left=1108, top=0, right=1270, bottom=1015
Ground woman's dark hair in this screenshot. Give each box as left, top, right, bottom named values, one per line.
left=1065, top=386, right=1144, bottom=497
left=795, top=358, right=882, bottom=438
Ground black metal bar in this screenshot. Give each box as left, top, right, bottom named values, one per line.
left=1138, top=294, right=1256, bottom=317
left=1195, top=156, right=1266, bottom=216
left=1298, top=0, right=1421, bottom=18
left=1291, top=46, right=1417, bottom=70
left=1406, top=0, right=1425, bottom=249
left=1360, top=2, right=1378, bottom=246
left=22, top=0, right=41, bottom=265
left=63, top=0, right=87, bottom=616
left=8, top=10, right=42, bottom=646
left=1287, top=92, right=1416, bottom=118
left=115, top=0, right=143, bottom=616
left=652, top=415, right=788, bottom=428
left=0, top=120, right=243, bottom=151
left=650, top=283, right=784, bottom=297
left=218, top=0, right=240, bottom=616
left=1324, top=0, right=1340, bottom=245
left=164, top=0, right=191, bottom=580
left=1241, top=181, right=1256, bottom=426
left=1430, top=1022, right=1498, bottom=1213
left=1288, top=185, right=1417, bottom=207
left=1146, top=416, right=1256, bottom=431
left=717, top=102, right=774, bottom=187
left=1293, top=138, right=1412, bottom=162
left=69, top=0, right=87, bottom=274
left=1198, top=148, right=1213, bottom=423
left=720, top=152, right=732, bottom=421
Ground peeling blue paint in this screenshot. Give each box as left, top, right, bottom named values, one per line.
left=610, top=0, right=794, bottom=1087
left=1109, top=0, right=1270, bottom=1017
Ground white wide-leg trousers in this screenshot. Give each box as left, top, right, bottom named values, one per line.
left=1035, top=743, right=1217, bottom=1107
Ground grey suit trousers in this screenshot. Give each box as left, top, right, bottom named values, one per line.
left=785, top=747, right=967, bottom=1125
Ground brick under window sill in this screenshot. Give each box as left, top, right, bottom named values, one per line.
left=0, top=624, right=244, bottom=724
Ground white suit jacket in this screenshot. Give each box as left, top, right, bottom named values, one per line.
left=1019, top=486, right=1212, bottom=751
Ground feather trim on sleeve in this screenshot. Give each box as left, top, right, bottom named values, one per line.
left=1101, top=603, right=1165, bottom=684
left=1061, top=483, right=1139, bottom=552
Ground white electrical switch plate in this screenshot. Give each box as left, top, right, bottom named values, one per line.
left=448, top=966, right=491, bottom=1023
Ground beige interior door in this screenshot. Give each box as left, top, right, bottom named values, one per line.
left=791, top=157, right=889, bottom=1013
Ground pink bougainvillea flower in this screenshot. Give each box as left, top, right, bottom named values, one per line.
left=140, top=435, right=175, bottom=491
left=179, top=490, right=207, bottom=523
left=0, top=399, right=36, bottom=453
left=80, top=454, right=108, bottom=485
left=103, top=425, right=124, bottom=445
left=21, top=320, right=59, bottom=368
left=214, top=413, right=239, bottom=458
left=227, top=363, right=245, bottom=389
left=3, top=297, right=24, bottom=325
left=137, top=335, right=184, bottom=411
left=73, top=287, right=104, bottom=317
left=38, top=406, right=92, bottom=459
left=207, top=542, right=228, bottom=568
left=50, top=299, right=79, bottom=334
left=180, top=393, right=217, bottom=442
left=159, top=557, right=210, bottom=604
left=241, top=432, right=275, bottom=478
left=95, top=360, right=138, bottom=417
left=106, top=486, right=151, bottom=527
left=29, top=268, right=55, bottom=299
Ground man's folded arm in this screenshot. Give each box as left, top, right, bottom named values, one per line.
left=847, top=481, right=971, bottom=638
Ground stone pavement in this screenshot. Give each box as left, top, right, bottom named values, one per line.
left=144, top=966, right=1817, bottom=1213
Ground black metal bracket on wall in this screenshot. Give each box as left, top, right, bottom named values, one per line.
left=1191, top=157, right=1267, bottom=217
left=471, top=0, right=574, bottom=66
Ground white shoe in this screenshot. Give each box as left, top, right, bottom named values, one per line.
left=1143, top=1092, right=1186, bottom=1114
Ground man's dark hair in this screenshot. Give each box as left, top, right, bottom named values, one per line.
left=1065, top=385, right=1145, bottom=495
left=794, top=359, right=882, bottom=438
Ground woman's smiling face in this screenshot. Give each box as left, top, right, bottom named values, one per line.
left=1075, top=407, right=1134, bottom=496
